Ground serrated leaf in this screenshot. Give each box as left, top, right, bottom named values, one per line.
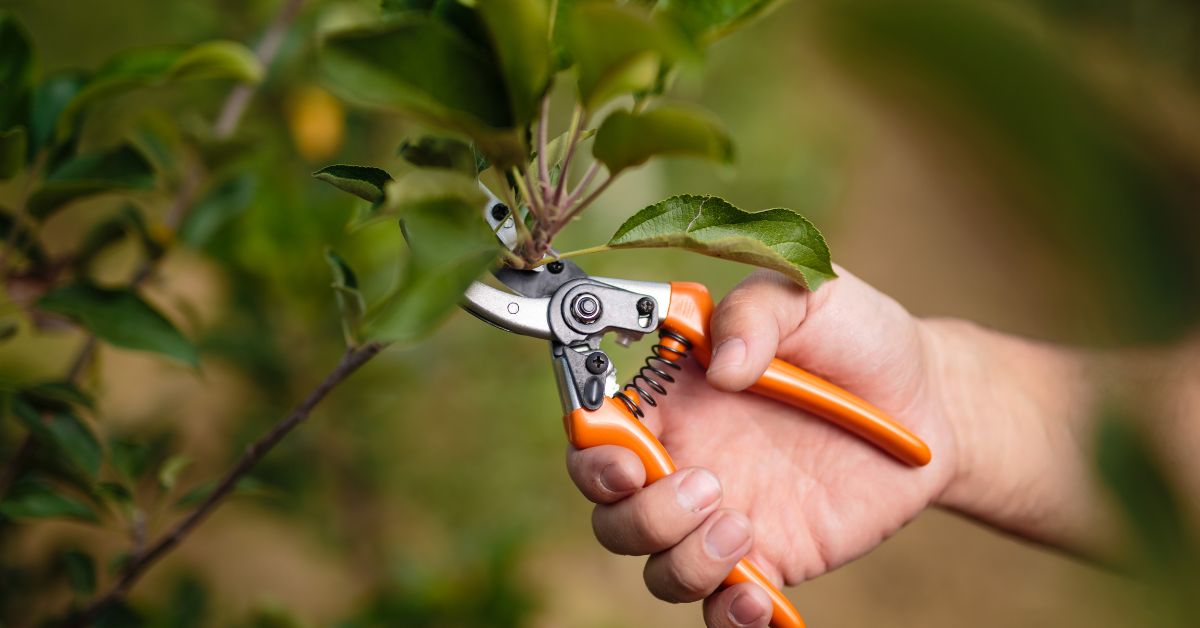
left=325, top=249, right=366, bottom=346
left=37, top=282, right=199, bottom=365
left=608, top=195, right=836, bottom=289
left=398, top=135, right=477, bottom=175
left=0, top=126, right=25, bottom=180
left=0, top=12, right=33, bottom=131
left=61, top=550, right=97, bottom=596
left=477, top=0, right=551, bottom=126
left=179, top=174, right=257, bottom=247
left=13, top=397, right=102, bottom=479
left=27, top=144, right=156, bottom=220
left=320, top=15, right=524, bottom=167
left=313, top=164, right=393, bottom=205
left=56, top=42, right=262, bottom=140
left=566, top=4, right=679, bottom=111
left=593, top=106, right=731, bottom=175
left=157, top=455, right=191, bottom=491
left=0, top=477, right=97, bottom=522
left=363, top=197, right=499, bottom=343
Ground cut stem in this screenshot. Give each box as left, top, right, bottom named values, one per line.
left=531, top=244, right=614, bottom=267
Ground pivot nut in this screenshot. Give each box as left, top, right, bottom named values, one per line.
left=571, top=293, right=602, bottom=324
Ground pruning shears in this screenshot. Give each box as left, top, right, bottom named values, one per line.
left=462, top=198, right=932, bottom=628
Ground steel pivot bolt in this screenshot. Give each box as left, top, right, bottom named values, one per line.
left=585, top=351, right=609, bottom=374
left=636, top=297, right=655, bottom=316
left=490, top=203, right=509, bottom=221
left=571, top=293, right=602, bottom=324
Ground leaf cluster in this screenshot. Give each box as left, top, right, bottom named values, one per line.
left=313, top=0, right=835, bottom=346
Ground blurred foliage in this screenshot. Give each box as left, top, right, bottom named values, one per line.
left=0, top=0, right=1197, bottom=627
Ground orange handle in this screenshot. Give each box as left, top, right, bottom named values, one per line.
left=664, top=282, right=932, bottom=467
left=565, top=398, right=806, bottom=628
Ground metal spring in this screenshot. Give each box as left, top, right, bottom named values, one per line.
left=614, top=330, right=693, bottom=419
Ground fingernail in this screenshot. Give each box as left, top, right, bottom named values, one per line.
left=710, top=338, right=746, bottom=372
left=729, top=590, right=768, bottom=626
left=600, top=464, right=637, bottom=493
left=705, top=514, right=750, bottom=559
left=676, top=469, right=720, bottom=512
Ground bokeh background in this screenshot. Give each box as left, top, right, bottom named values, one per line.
left=3, top=0, right=1199, bottom=626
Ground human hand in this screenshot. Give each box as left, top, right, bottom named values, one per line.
left=566, top=267, right=960, bottom=627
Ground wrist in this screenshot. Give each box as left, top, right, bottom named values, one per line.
left=920, top=318, right=1112, bottom=553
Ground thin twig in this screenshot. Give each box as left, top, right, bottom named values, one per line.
left=214, top=0, right=304, bottom=137
left=67, top=342, right=386, bottom=627
left=552, top=106, right=584, bottom=205
left=560, top=161, right=600, bottom=210
left=536, top=95, right=551, bottom=199
left=555, top=174, right=613, bottom=234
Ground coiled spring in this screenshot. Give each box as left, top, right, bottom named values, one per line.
left=614, top=329, right=693, bottom=419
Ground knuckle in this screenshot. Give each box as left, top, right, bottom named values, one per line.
left=629, top=500, right=669, bottom=549
left=646, top=554, right=710, bottom=603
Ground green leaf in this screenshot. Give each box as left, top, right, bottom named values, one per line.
left=313, top=164, right=393, bottom=205
left=0, top=319, right=16, bottom=343
left=166, top=40, right=263, bottom=83
left=22, top=380, right=94, bottom=410
left=95, top=481, right=133, bottom=507
left=325, top=249, right=366, bottom=346
left=566, top=4, right=679, bottom=111
left=0, top=206, right=47, bottom=266
left=61, top=550, right=97, bottom=596
left=382, top=0, right=437, bottom=13
left=29, top=72, right=86, bottom=157
left=608, top=195, right=836, bottom=289
left=109, top=438, right=155, bottom=484
left=0, top=12, right=33, bottom=130
left=320, top=15, right=524, bottom=167
left=398, top=135, right=478, bottom=175
left=178, top=174, right=257, bottom=247
left=0, top=477, right=97, bottom=522
left=593, top=106, right=732, bottom=175
left=363, top=197, right=499, bottom=343
left=536, top=127, right=595, bottom=172
left=56, top=42, right=263, bottom=140
left=157, top=454, right=191, bottom=491
left=74, top=205, right=163, bottom=276
left=477, top=0, right=551, bottom=126
left=384, top=168, right=487, bottom=216
left=27, top=144, right=156, bottom=220
left=0, top=126, right=25, bottom=180
left=656, top=0, right=783, bottom=44
left=37, top=282, right=199, bottom=365
left=12, top=397, right=103, bottom=479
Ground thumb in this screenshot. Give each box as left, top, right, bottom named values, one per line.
left=706, top=270, right=809, bottom=392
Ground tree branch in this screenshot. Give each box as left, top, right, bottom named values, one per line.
left=66, top=341, right=386, bottom=627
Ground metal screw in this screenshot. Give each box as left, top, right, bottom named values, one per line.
left=585, top=351, right=609, bottom=374
left=490, top=203, right=509, bottom=221
left=636, top=297, right=655, bottom=316
left=571, top=293, right=602, bottom=324
left=547, top=260, right=564, bottom=274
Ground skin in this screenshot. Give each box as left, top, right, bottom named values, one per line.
left=565, top=266, right=1198, bottom=627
